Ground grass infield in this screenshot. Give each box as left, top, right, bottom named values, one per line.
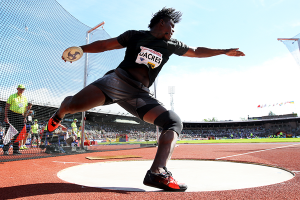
left=97, top=138, right=300, bottom=145
left=98, top=141, right=157, bottom=145
left=176, top=138, right=300, bottom=144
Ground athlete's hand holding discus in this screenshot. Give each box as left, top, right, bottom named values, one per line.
left=62, top=46, right=84, bottom=63
left=61, top=38, right=123, bottom=63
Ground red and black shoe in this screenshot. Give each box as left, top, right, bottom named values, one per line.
left=47, top=110, right=62, bottom=132
left=143, top=167, right=187, bottom=192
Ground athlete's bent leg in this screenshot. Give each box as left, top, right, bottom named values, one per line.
left=57, top=85, right=106, bottom=118
left=141, top=106, right=181, bottom=173
left=48, top=85, right=106, bottom=132
left=141, top=106, right=187, bottom=191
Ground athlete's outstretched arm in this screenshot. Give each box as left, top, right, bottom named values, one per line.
left=182, top=47, right=245, bottom=58
left=80, top=38, right=124, bottom=53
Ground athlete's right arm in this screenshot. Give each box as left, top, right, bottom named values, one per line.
left=80, top=38, right=124, bottom=53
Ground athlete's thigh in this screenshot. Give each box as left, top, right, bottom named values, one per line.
left=117, top=95, right=164, bottom=124
left=70, top=84, right=106, bottom=111
left=118, top=101, right=166, bottom=125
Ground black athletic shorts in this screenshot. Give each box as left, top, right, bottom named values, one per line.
left=91, top=68, right=162, bottom=119
left=31, top=133, right=39, bottom=140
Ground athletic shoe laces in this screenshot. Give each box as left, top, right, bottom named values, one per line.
left=161, top=167, right=180, bottom=189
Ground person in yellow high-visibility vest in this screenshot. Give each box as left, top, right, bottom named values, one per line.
left=30, top=119, right=40, bottom=148
left=71, top=119, right=79, bottom=144
left=3, top=84, right=28, bottom=155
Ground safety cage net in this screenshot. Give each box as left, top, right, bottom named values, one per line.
left=0, top=0, right=157, bottom=162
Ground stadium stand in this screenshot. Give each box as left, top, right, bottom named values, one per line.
left=181, top=114, right=300, bottom=140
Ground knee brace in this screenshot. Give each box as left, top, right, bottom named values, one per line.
left=153, top=110, right=183, bottom=136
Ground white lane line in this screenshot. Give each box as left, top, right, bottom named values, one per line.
left=215, top=143, right=300, bottom=160
left=52, top=161, right=88, bottom=164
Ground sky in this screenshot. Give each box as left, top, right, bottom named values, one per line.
left=55, top=0, right=300, bottom=122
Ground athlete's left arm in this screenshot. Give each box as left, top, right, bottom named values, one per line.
left=182, top=47, right=245, bottom=58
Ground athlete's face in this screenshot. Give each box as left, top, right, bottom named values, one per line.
left=162, top=18, right=175, bottom=40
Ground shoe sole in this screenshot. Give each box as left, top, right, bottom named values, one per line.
left=143, top=180, right=187, bottom=192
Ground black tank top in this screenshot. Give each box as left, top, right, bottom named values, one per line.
left=117, top=30, right=189, bottom=87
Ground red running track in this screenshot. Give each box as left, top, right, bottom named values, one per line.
left=0, top=142, right=300, bottom=199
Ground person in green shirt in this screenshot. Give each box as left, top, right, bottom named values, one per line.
left=280, top=132, right=283, bottom=138
left=30, top=119, right=40, bottom=148
left=71, top=119, right=79, bottom=144
left=3, top=84, right=28, bottom=155
left=71, top=119, right=78, bottom=134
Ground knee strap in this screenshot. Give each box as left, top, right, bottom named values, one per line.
left=153, top=110, right=182, bottom=136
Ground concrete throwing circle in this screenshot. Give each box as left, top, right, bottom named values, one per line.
left=57, top=160, right=294, bottom=192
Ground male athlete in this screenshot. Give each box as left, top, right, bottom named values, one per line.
left=48, top=7, right=244, bottom=191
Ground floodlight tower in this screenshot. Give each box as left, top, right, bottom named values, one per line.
left=168, top=86, right=175, bottom=111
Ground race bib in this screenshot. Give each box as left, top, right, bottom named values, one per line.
left=135, top=46, right=163, bottom=69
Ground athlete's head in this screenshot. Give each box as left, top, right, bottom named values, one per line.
left=148, top=7, right=182, bottom=40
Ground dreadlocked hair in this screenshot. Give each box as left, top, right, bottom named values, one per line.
left=148, top=7, right=182, bottom=29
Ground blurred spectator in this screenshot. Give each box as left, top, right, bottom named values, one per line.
left=30, top=119, right=40, bottom=148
